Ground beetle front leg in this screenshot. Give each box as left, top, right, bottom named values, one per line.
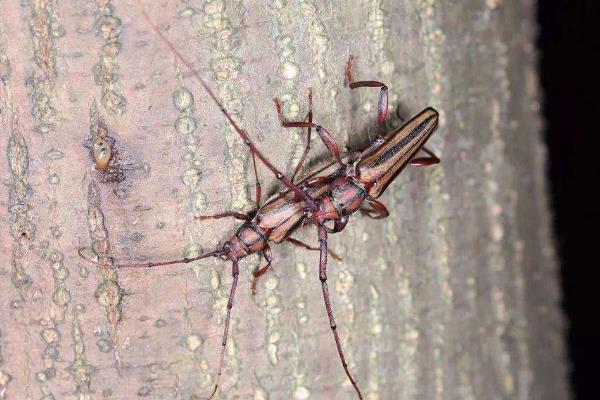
left=273, top=96, right=345, bottom=169
left=345, top=55, right=388, bottom=140
left=360, top=199, right=389, bottom=219
left=326, top=216, right=349, bottom=233
left=251, top=245, right=273, bottom=295
left=291, top=89, right=314, bottom=182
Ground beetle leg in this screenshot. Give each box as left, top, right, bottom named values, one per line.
left=409, top=146, right=440, bottom=166
left=273, top=96, right=345, bottom=169
left=292, top=89, right=314, bottom=182
left=251, top=245, right=273, bottom=295
left=262, top=89, right=315, bottom=183
left=286, top=237, right=342, bottom=261
left=360, top=199, right=390, bottom=219
left=345, top=55, right=388, bottom=141
left=303, top=176, right=333, bottom=188
left=250, top=150, right=262, bottom=207
left=326, top=216, right=349, bottom=233
left=317, top=224, right=363, bottom=399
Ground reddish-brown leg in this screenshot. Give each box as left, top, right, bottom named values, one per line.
left=317, top=224, right=363, bottom=399
left=291, top=89, right=314, bottom=182
left=273, top=97, right=345, bottom=169
left=409, top=146, right=440, bottom=166
left=207, top=260, right=240, bottom=400
left=286, top=237, right=342, bottom=261
left=143, top=13, right=318, bottom=211
left=360, top=198, right=390, bottom=219
left=302, top=175, right=334, bottom=188
left=329, top=216, right=349, bottom=233
left=196, top=212, right=250, bottom=221
left=250, top=150, right=262, bottom=206
left=251, top=245, right=273, bottom=295
left=345, top=55, right=388, bottom=140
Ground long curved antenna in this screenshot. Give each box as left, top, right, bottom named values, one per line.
left=78, top=248, right=222, bottom=269
left=141, top=11, right=317, bottom=211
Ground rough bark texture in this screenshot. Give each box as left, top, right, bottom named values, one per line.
left=0, top=1, right=568, bottom=399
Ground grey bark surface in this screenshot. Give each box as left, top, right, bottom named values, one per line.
left=0, top=1, right=569, bottom=399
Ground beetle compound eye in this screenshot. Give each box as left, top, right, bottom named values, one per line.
left=92, top=137, right=112, bottom=170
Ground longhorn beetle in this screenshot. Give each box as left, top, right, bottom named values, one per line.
left=82, top=12, right=441, bottom=400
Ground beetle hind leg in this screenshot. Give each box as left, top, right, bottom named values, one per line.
left=251, top=245, right=273, bottom=295
left=409, top=147, right=440, bottom=167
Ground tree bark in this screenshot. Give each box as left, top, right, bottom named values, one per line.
left=0, top=1, right=569, bottom=399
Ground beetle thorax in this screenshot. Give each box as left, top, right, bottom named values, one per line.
left=317, top=177, right=366, bottom=223
left=223, top=222, right=268, bottom=262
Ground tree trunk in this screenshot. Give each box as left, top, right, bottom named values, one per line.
left=0, top=1, right=569, bottom=399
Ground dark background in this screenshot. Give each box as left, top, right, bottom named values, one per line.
left=538, top=0, right=596, bottom=399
